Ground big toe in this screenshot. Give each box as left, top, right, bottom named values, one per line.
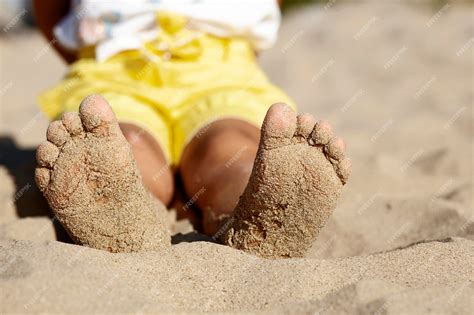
left=261, top=103, right=297, bottom=148
left=79, top=94, right=118, bottom=135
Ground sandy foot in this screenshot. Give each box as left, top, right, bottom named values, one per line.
left=222, top=103, right=351, bottom=258
left=35, top=95, right=170, bottom=252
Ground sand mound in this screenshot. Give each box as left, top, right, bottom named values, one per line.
left=1, top=238, right=473, bottom=313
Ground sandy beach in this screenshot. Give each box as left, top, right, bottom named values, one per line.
left=1, top=1, right=473, bottom=314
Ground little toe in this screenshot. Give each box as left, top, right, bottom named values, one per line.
left=311, top=120, right=333, bottom=145
left=295, top=113, right=317, bottom=140
left=35, top=167, right=51, bottom=192
left=261, top=103, right=297, bottom=148
left=47, top=121, right=70, bottom=146
left=36, top=141, right=60, bottom=168
left=325, top=137, right=346, bottom=160
left=62, top=112, right=84, bottom=136
left=335, top=157, right=351, bottom=184
left=79, top=94, right=118, bottom=135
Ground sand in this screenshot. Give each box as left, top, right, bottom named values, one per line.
left=0, top=1, right=473, bottom=313
left=1, top=237, right=473, bottom=313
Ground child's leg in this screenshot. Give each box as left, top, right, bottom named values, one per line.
left=180, top=119, right=260, bottom=235
left=120, top=123, right=174, bottom=206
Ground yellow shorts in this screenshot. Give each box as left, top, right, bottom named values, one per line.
left=38, top=13, right=295, bottom=165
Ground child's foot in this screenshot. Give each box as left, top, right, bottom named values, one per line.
left=221, top=103, right=351, bottom=258
left=35, top=95, right=170, bottom=252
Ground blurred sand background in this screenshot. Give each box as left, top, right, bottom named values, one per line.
left=1, top=1, right=473, bottom=314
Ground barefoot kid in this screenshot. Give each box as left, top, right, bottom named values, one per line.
left=34, top=0, right=351, bottom=258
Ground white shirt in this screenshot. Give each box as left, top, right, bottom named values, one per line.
left=54, top=0, right=281, bottom=61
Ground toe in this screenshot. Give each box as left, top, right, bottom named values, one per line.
left=62, top=112, right=84, bottom=136
left=47, top=121, right=70, bottom=146
left=325, top=137, right=345, bottom=160
left=335, top=157, right=351, bottom=184
left=311, top=120, right=333, bottom=145
left=36, top=141, right=60, bottom=168
left=261, top=103, right=297, bottom=148
left=79, top=94, right=117, bottom=135
left=295, top=113, right=317, bottom=139
left=35, top=167, right=51, bottom=192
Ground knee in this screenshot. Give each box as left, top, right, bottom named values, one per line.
left=180, top=120, right=259, bottom=185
